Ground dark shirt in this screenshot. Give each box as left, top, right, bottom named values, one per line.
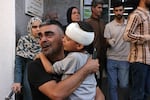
left=28, top=59, right=61, bottom=100
left=86, top=16, right=107, bottom=69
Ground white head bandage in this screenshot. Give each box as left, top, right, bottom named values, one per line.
left=65, top=23, right=94, bottom=46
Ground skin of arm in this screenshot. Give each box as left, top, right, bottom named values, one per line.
left=95, top=87, right=105, bottom=100
left=39, top=57, right=99, bottom=100
left=38, top=52, right=54, bottom=73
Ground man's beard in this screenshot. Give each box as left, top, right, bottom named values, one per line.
left=41, top=41, right=63, bottom=58
left=115, top=14, right=123, bottom=20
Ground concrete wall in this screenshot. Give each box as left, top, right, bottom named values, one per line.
left=44, top=0, right=80, bottom=25
left=0, top=0, right=15, bottom=99
left=16, top=0, right=80, bottom=38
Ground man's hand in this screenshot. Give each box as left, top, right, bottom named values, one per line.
left=143, top=35, right=150, bottom=41
left=84, top=57, right=100, bottom=74
left=136, top=35, right=150, bottom=44
left=12, top=83, right=21, bottom=93
left=95, top=87, right=105, bottom=100
left=108, top=38, right=115, bottom=47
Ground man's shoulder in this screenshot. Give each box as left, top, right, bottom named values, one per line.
left=129, top=9, right=146, bottom=23
left=28, top=59, right=41, bottom=68
left=85, top=17, right=91, bottom=20
left=29, top=58, right=41, bottom=63
left=85, top=18, right=93, bottom=23
left=106, top=20, right=115, bottom=27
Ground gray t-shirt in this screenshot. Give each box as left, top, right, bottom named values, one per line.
left=53, top=52, right=96, bottom=100
left=104, top=19, right=130, bottom=61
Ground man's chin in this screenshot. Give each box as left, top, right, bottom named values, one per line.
left=42, top=49, right=49, bottom=55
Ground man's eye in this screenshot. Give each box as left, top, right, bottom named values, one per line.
left=38, top=32, right=41, bottom=36
left=38, top=32, right=42, bottom=39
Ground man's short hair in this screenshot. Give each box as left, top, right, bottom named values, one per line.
left=113, top=1, right=124, bottom=8
left=40, top=20, right=64, bottom=32
left=91, top=0, right=104, bottom=7
left=77, top=21, right=93, bottom=32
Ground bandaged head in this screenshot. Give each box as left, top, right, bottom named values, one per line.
left=65, top=22, right=94, bottom=46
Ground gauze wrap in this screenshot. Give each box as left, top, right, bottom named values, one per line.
left=65, top=23, right=94, bottom=46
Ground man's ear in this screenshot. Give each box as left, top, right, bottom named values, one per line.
left=76, top=44, right=84, bottom=50
left=91, top=7, right=94, bottom=12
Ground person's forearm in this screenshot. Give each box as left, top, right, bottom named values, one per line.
left=40, top=67, right=90, bottom=100
left=95, top=87, right=105, bottom=100
left=123, top=15, right=144, bottom=44
left=53, top=66, right=90, bottom=98
left=52, top=58, right=99, bottom=98
left=14, top=55, right=23, bottom=83
left=39, top=58, right=99, bottom=99
left=40, top=53, right=54, bottom=73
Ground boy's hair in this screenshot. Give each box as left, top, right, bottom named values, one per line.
left=77, top=21, right=94, bottom=53
left=91, top=0, right=104, bottom=7
left=77, top=21, right=94, bottom=32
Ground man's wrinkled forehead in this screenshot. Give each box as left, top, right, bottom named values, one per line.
left=39, top=25, right=57, bottom=34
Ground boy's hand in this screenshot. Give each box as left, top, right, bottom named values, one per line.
left=85, top=57, right=100, bottom=74
left=34, top=52, right=42, bottom=60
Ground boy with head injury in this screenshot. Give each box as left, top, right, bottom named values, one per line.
left=37, top=21, right=104, bottom=100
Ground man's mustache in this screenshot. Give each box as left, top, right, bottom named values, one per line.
left=116, top=14, right=122, bottom=17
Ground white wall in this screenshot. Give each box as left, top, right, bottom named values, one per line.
left=0, top=0, right=15, bottom=99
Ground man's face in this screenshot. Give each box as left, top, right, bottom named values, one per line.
left=38, top=25, right=64, bottom=57
left=92, top=4, right=103, bottom=17
left=113, top=6, right=124, bottom=20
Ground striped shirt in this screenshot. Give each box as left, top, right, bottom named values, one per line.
left=124, top=7, right=150, bottom=65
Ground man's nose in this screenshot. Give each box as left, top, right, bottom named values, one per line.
left=41, top=35, right=48, bottom=42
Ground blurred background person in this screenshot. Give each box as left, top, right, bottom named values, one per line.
left=42, top=11, right=59, bottom=21
left=12, top=17, right=42, bottom=100
left=124, top=0, right=150, bottom=99
left=66, top=6, right=80, bottom=24
left=63, top=6, right=81, bottom=30
left=86, top=0, right=107, bottom=88
left=104, top=2, right=130, bottom=100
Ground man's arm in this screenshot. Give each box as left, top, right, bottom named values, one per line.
left=95, top=87, right=105, bottom=100
left=123, top=14, right=146, bottom=44
left=104, top=24, right=115, bottom=48
left=12, top=55, right=24, bottom=93
left=39, top=58, right=99, bottom=100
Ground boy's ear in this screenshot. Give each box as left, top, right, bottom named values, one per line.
left=76, top=44, right=84, bottom=50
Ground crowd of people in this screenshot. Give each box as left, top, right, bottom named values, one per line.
left=12, top=0, right=150, bottom=100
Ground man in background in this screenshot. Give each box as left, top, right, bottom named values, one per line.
left=86, top=0, right=107, bottom=88
left=124, top=0, right=150, bottom=99
left=104, top=2, right=130, bottom=100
